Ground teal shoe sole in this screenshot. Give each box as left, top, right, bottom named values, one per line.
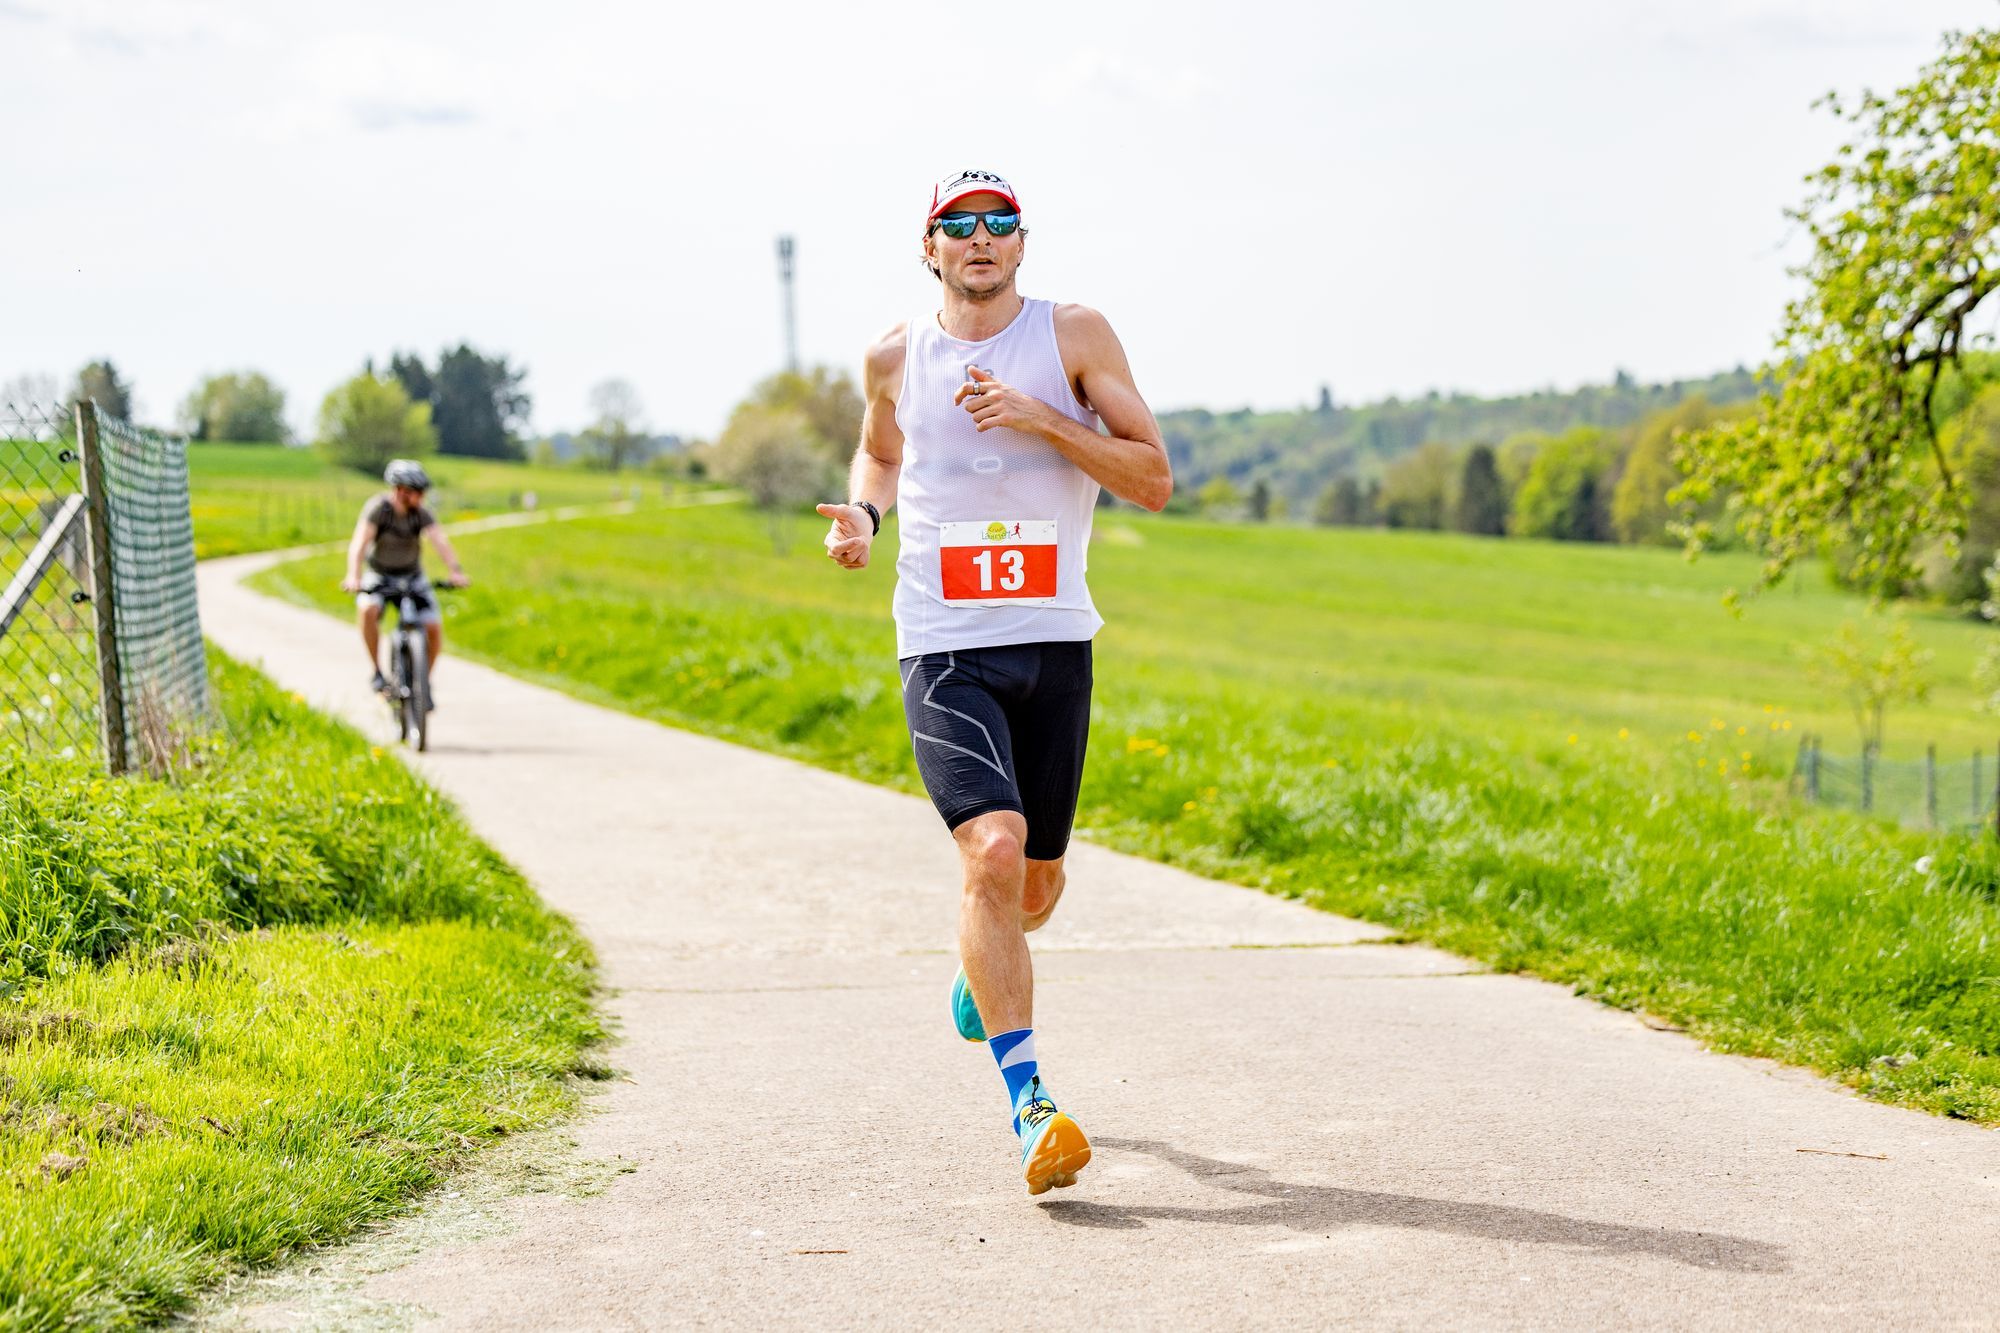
left=951, top=967, right=986, bottom=1043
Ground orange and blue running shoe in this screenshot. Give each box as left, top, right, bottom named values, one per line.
left=1015, top=1076, right=1090, bottom=1195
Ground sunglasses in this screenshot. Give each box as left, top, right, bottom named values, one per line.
left=931, top=209, right=1021, bottom=239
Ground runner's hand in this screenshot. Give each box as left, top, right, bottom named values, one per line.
left=443, top=573, right=471, bottom=589
left=340, top=575, right=361, bottom=594
left=815, top=502, right=873, bottom=570
left=954, top=366, right=1052, bottom=435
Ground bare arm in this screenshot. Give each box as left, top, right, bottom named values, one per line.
left=342, top=515, right=377, bottom=592
left=816, top=324, right=908, bottom=571
left=954, top=305, right=1173, bottom=512
left=424, top=523, right=469, bottom=585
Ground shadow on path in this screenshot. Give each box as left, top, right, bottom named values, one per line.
left=1041, top=1138, right=1788, bottom=1274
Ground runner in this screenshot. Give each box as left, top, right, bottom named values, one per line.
left=817, top=169, right=1173, bottom=1195
left=340, top=459, right=470, bottom=697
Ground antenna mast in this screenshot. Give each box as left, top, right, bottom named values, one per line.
left=776, top=236, right=799, bottom=374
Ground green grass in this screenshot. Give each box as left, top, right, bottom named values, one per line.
left=186, top=442, right=681, bottom=559
left=254, top=504, right=2000, bottom=1124
left=0, top=652, right=601, bottom=1330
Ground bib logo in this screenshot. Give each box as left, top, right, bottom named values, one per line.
left=985, top=521, right=1007, bottom=541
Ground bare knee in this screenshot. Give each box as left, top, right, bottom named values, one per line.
left=956, top=817, right=1027, bottom=910
left=359, top=605, right=382, bottom=631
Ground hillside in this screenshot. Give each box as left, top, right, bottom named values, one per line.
left=1159, top=366, right=1762, bottom=502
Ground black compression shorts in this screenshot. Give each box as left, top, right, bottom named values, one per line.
left=899, top=641, right=1093, bottom=861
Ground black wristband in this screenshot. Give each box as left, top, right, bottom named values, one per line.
left=853, top=499, right=881, bottom=535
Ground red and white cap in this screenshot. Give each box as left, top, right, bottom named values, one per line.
left=928, top=169, right=1021, bottom=222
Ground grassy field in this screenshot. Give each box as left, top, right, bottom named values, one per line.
left=252, top=504, right=2000, bottom=1125
left=186, top=442, right=682, bottom=559
left=0, top=652, right=601, bottom=1329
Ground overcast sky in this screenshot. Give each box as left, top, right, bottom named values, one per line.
left=3, top=0, right=1995, bottom=440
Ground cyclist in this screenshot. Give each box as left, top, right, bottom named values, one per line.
left=340, top=459, right=470, bottom=697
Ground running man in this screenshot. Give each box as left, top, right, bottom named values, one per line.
left=817, top=169, right=1172, bottom=1195
left=340, top=459, right=470, bottom=695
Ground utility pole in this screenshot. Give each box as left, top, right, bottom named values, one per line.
left=776, top=236, right=799, bottom=374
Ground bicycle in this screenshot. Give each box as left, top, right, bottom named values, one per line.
left=370, top=573, right=453, bottom=751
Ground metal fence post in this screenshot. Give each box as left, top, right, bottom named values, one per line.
left=1807, top=735, right=1821, bottom=803
left=1925, top=744, right=1937, bottom=829
left=74, top=401, right=126, bottom=774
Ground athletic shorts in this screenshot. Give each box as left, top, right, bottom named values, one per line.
left=357, top=572, right=441, bottom=627
left=899, top=641, right=1093, bottom=861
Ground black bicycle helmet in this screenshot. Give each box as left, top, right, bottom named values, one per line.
left=384, top=459, right=431, bottom=490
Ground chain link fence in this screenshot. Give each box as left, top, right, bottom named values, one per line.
left=1795, top=735, right=1999, bottom=833
left=0, top=399, right=206, bottom=772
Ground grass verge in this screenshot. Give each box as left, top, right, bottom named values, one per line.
left=0, top=651, right=601, bottom=1330
left=251, top=504, right=2000, bottom=1124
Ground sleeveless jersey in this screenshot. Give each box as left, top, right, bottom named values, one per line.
left=892, top=297, right=1103, bottom=658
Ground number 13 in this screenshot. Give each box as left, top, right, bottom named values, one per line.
left=971, top=548, right=1026, bottom=592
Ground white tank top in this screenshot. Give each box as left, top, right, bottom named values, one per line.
left=892, top=297, right=1104, bottom=658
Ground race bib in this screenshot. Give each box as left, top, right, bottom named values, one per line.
left=939, top=520, right=1058, bottom=607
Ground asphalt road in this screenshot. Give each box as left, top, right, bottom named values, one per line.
left=197, top=549, right=1999, bottom=1331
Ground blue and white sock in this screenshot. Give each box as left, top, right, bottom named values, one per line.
left=987, top=1028, right=1040, bottom=1134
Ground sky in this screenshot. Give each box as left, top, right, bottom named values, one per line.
left=3, top=0, right=1996, bottom=441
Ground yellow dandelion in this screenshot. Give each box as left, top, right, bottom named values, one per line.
left=369, top=746, right=384, bottom=759
left=1618, top=728, right=1630, bottom=740
left=1710, top=718, right=1725, bottom=730
left=1740, top=750, right=1751, bottom=761
left=1687, top=730, right=1704, bottom=743
left=1182, top=800, right=1198, bottom=812
left=1322, top=759, right=1339, bottom=769
left=1566, top=733, right=1578, bottom=745
left=1762, top=704, right=1774, bottom=713
left=1782, top=720, right=1793, bottom=731
left=1736, top=726, right=1747, bottom=735
left=1154, top=744, right=1170, bottom=756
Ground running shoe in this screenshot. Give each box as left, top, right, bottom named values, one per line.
left=1016, top=1077, right=1090, bottom=1195
left=950, top=967, right=986, bottom=1044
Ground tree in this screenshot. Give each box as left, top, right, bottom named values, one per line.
left=1197, top=475, right=1244, bottom=520
left=1378, top=441, right=1454, bottom=530
left=1452, top=444, right=1507, bottom=535
left=1, top=372, right=59, bottom=410
left=1247, top=478, right=1272, bottom=522
left=1610, top=396, right=1733, bottom=546
left=578, top=378, right=651, bottom=472
left=431, top=344, right=529, bottom=459
left=68, top=360, right=132, bottom=421
left=388, top=351, right=434, bottom=408
left=709, top=403, right=833, bottom=551
left=744, top=367, right=862, bottom=471
left=1316, top=384, right=1334, bottom=416
left=180, top=371, right=288, bottom=442
left=317, top=372, right=436, bottom=475
left=1679, top=28, right=2000, bottom=592
left=1809, top=620, right=1932, bottom=755
left=1314, top=477, right=1358, bottom=526
left=1511, top=427, right=1617, bottom=541
left=1495, top=430, right=1546, bottom=500
left=1935, top=382, right=2000, bottom=602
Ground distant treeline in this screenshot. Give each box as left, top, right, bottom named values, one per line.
left=1157, top=367, right=1762, bottom=508
left=1170, top=357, right=2000, bottom=607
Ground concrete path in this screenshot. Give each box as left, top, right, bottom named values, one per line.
left=198, top=550, right=1998, bottom=1330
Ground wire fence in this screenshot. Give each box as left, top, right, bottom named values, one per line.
left=1795, top=735, right=1999, bottom=833
left=0, top=402, right=100, bottom=759
left=0, top=399, right=206, bottom=772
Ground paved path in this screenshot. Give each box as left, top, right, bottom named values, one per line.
left=198, top=549, right=1998, bottom=1330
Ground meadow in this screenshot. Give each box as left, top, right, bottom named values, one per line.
left=0, top=652, right=601, bottom=1329
left=185, top=442, right=677, bottom=559
left=255, top=502, right=2000, bottom=1124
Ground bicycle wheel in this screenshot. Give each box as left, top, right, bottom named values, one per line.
left=394, top=637, right=415, bottom=743
left=404, top=632, right=430, bottom=752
